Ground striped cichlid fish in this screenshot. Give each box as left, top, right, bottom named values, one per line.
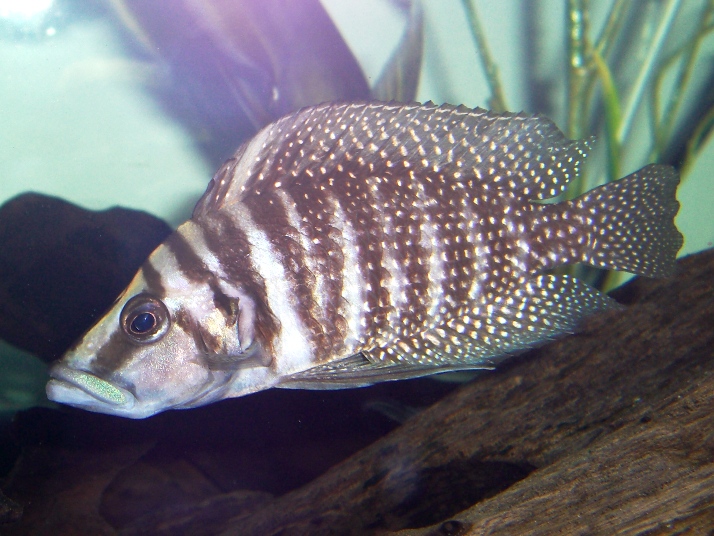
left=47, top=102, right=682, bottom=418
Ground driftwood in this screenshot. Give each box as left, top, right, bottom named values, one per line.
left=211, top=248, right=714, bottom=535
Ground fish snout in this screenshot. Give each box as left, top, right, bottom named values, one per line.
left=47, top=363, right=136, bottom=410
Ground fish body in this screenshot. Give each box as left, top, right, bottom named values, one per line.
left=46, top=102, right=682, bottom=418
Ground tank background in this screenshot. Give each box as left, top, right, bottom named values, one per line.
left=0, top=0, right=712, bottom=414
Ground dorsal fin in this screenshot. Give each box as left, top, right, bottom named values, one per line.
left=191, top=101, right=591, bottom=221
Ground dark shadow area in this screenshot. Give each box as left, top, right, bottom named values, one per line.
left=1, top=377, right=459, bottom=533
left=391, top=457, right=535, bottom=530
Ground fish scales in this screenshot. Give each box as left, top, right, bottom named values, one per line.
left=46, top=101, right=683, bottom=418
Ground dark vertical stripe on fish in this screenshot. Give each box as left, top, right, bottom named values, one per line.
left=285, top=181, right=347, bottom=358
left=173, top=305, right=209, bottom=355
left=91, top=330, right=133, bottom=375
left=199, top=212, right=280, bottom=353
left=335, top=172, right=388, bottom=347
left=141, top=259, right=166, bottom=298
left=165, top=232, right=212, bottom=282
left=243, top=190, right=325, bottom=356
left=164, top=231, right=234, bottom=320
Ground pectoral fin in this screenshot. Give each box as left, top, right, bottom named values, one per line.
left=200, top=341, right=271, bottom=371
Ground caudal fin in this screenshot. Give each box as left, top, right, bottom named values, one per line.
left=573, top=164, right=683, bottom=277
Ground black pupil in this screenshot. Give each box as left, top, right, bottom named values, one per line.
left=131, top=312, right=156, bottom=334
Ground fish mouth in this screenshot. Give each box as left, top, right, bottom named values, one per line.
left=47, top=363, right=136, bottom=410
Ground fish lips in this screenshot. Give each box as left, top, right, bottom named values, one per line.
left=47, top=363, right=136, bottom=411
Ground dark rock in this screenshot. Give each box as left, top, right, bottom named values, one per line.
left=0, top=193, right=172, bottom=362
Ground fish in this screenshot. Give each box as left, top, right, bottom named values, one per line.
left=46, top=101, right=683, bottom=418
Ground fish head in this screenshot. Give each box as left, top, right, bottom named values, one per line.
left=46, top=242, right=266, bottom=419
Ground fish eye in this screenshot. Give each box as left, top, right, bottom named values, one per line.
left=131, top=312, right=156, bottom=334
left=120, top=294, right=170, bottom=344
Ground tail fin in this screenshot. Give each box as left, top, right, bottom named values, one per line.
left=573, top=164, right=683, bottom=277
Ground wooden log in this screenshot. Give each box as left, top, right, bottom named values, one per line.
left=216, top=249, right=714, bottom=535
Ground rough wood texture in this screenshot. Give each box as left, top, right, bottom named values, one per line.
left=216, top=248, right=714, bottom=535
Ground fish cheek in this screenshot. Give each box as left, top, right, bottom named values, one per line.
left=120, top=328, right=212, bottom=405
